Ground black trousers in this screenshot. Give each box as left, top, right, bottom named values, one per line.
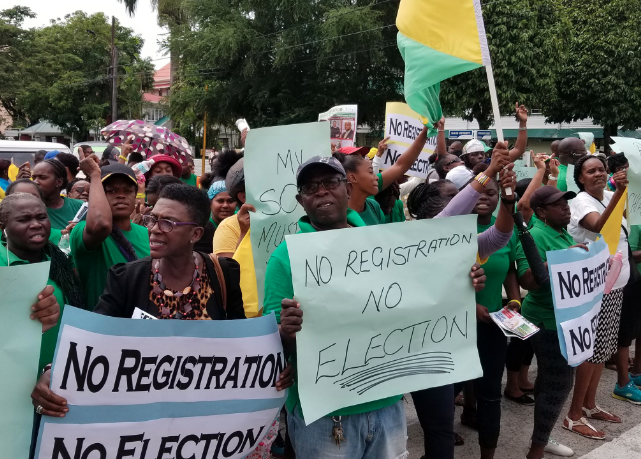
left=411, top=384, right=455, bottom=459
left=474, top=321, right=508, bottom=449
left=505, top=335, right=534, bottom=372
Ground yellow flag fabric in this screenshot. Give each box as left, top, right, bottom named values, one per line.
left=8, top=164, right=18, bottom=182
left=233, top=230, right=261, bottom=318
left=601, top=188, right=627, bottom=255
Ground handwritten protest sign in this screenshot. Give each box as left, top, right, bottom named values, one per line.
left=381, top=102, right=436, bottom=178
left=245, top=122, right=330, bottom=309
left=35, top=307, right=287, bottom=459
left=513, top=166, right=536, bottom=182
left=319, top=104, right=358, bottom=149
left=547, top=238, right=610, bottom=366
left=611, top=137, right=641, bottom=225
left=286, top=215, right=482, bottom=424
left=1, top=262, right=51, bottom=459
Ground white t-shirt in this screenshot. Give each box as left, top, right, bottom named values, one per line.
left=569, top=191, right=630, bottom=290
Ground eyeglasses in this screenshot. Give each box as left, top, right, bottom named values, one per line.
left=445, top=158, right=462, bottom=167
left=142, top=215, right=198, bottom=233
left=71, top=186, right=89, bottom=194
left=298, top=177, right=347, bottom=196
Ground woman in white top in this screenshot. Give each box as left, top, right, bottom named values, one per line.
left=564, top=155, right=630, bottom=439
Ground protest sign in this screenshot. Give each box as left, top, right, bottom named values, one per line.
left=547, top=238, right=610, bottom=366
left=245, top=122, right=330, bottom=309
left=381, top=102, right=436, bottom=178
left=1, top=262, right=51, bottom=459
left=611, top=137, right=641, bottom=225
left=513, top=166, right=536, bottom=182
left=286, top=215, right=482, bottom=424
left=319, top=104, right=358, bottom=149
left=35, top=307, right=287, bottom=459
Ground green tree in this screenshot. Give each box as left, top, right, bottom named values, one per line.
left=166, top=0, right=403, bottom=140
left=9, top=11, right=154, bottom=139
left=439, top=0, right=561, bottom=129
left=542, top=0, right=641, bottom=152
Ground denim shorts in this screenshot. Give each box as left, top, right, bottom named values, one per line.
left=287, top=400, right=408, bottom=459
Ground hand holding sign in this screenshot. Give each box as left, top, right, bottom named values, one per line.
left=280, top=298, right=302, bottom=341
left=376, top=136, right=391, bottom=157
left=470, top=263, right=486, bottom=292
left=31, top=369, right=68, bottom=418
left=31, top=285, right=60, bottom=333
left=499, top=164, right=517, bottom=202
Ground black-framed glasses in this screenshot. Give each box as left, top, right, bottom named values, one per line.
left=298, top=177, right=347, bottom=196
left=142, top=215, right=198, bottom=233
left=445, top=158, right=462, bottom=167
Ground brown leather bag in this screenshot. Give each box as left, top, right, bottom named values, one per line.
left=209, top=254, right=227, bottom=311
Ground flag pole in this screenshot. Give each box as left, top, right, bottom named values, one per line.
left=485, top=63, right=512, bottom=195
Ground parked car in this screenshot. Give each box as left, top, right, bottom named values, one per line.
left=0, top=140, right=71, bottom=168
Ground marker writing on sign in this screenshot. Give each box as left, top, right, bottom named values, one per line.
left=557, top=261, right=608, bottom=300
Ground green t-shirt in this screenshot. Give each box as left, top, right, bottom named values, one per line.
left=557, top=164, right=568, bottom=192
left=516, top=218, right=575, bottom=330
left=628, top=225, right=641, bottom=277
left=180, top=173, right=198, bottom=187
left=47, top=197, right=84, bottom=230
left=360, top=198, right=386, bottom=226
left=70, top=220, right=150, bottom=310
left=476, top=218, right=519, bottom=313
left=384, top=199, right=406, bottom=223
left=377, top=172, right=384, bottom=193
left=0, top=243, right=66, bottom=372
left=263, top=209, right=402, bottom=419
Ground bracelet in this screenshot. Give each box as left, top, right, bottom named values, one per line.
left=475, top=172, right=491, bottom=187
left=119, top=155, right=128, bottom=161
left=519, top=126, right=527, bottom=131
left=41, top=364, right=52, bottom=376
left=437, top=129, right=445, bottom=132
left=548, top=174, right=558, bottom=181
left=136, top=193, right=146, bottom=199
left=507, top=299, right=522, bottom=308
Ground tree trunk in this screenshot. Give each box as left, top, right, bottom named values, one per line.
left=603, top=123, right=618, bottom=155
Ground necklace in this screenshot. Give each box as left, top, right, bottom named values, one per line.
left=153, top=254, right=201, bottom=318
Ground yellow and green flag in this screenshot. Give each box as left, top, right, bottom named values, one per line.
left=397, top=0, right=491, bottom=135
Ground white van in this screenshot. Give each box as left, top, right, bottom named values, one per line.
left=0, top=140, right=71, bottom=167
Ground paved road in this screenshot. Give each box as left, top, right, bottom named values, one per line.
left=405, top=360, right=641, bottom=459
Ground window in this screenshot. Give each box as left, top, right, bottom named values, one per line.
left=146, top=108, right=165, bottom=122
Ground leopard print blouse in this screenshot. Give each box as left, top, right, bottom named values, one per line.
left=149, top=267, right=215, bottom=320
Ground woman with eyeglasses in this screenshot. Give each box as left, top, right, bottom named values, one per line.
left=66, top=178, right=90, bottom=202
left=70, top=159, right=150, bottom=310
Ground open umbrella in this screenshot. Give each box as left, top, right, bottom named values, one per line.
left=101, top=120, right=192, bottom=164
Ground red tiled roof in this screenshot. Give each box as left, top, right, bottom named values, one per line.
left=154, top=63, right=171, bottom=85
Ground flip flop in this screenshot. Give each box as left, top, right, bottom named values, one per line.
left=582, top=405, right=622, bottom=423
left=562, top=416, right=605, bottom=440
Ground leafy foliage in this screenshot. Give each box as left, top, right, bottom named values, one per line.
left=0, top=9, right=154, bottom=139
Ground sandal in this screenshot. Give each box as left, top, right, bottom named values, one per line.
left=562, top=417, right=605, bottom=440
left=582, top=405, right=622, bottom=423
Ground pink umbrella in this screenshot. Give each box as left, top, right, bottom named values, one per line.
left=101, top=119, right=192, bottom=164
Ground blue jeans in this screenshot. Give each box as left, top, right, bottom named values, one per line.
left=287, top=400, right=408, bottom=459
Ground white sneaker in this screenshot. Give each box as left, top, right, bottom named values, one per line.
left=544, top=438, right=574, bottom=457
left=529, top=438, right=574, bottom=457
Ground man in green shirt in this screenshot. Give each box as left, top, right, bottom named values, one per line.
left=32, top=159, right=84, bottom=230
left=556, top=137, right=587, bottom=192
left=263, top=156, right=407, bottom=458
left=179, top=156, right=199, bottom=187
left=70, top=161, right=149, bottom=310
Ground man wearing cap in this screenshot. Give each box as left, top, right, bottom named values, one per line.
left=70, top=158, right=150, bottom=310
left=557, top=137, right=588, bottom=192
left=263, top=155, right=407, bottom=458
left=460, top=139, right=488, bottom=170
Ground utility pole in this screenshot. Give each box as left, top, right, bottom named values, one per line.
left=202, top=85, right=208, bottom=174
left=111, top=16, right=118, bottom=123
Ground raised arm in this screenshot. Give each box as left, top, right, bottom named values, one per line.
left=379, top=127, right=427, bottom=190
left=79, top=157, right=112, bottom=250
left=517, top=153, right=547, bottom=223
left=579, top=172, right=628, bottom=234
left=508, top=103, right=529, bottom=162
left=434, top=117, right=447, bottom=158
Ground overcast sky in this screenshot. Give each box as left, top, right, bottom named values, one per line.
left=12, top=0, right=169, bottom=69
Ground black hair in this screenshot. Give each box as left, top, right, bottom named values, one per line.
left=66, top=177, right=90, bottom=194
left=434, top=155, right=459, bottom=180
left=428, top=153, right=438, bottom=165
left=332, top=152, right=366, bottom=174
left=6, top=178, right=43, bottom=199
left=515, top=178, right=531, bottom=199
left=102, top=145, right=119, bottom=161
left=432, top=179, right=454, bottom=192
left=212, top=149, right=243, bottom=181
left=43, top=158, right=69, bottom=189
left=0, top=193, right=84, bottom=308
left=56, top=153, right=80, bottom=177
left=159, top=183, right=211, bottom=228
left=574, top=155, right=607, bottom=192
left=199, top=172, right=216, bottom=192
left=146, top=175, right=183, bottom=196
left=34, top=150, right=47, bottom=163
left=407, top=183, right=452, bottom=220
left=374, top=181, right=400, bottom=214
left=607, top=153, right=627, bottom=173
left=128, top=152, right=144, bottom=164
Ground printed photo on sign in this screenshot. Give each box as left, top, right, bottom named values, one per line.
left=286, top=215, right=482, bottom=424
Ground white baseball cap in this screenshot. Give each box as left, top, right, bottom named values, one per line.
left=462, top=139, right=486, bottom=156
